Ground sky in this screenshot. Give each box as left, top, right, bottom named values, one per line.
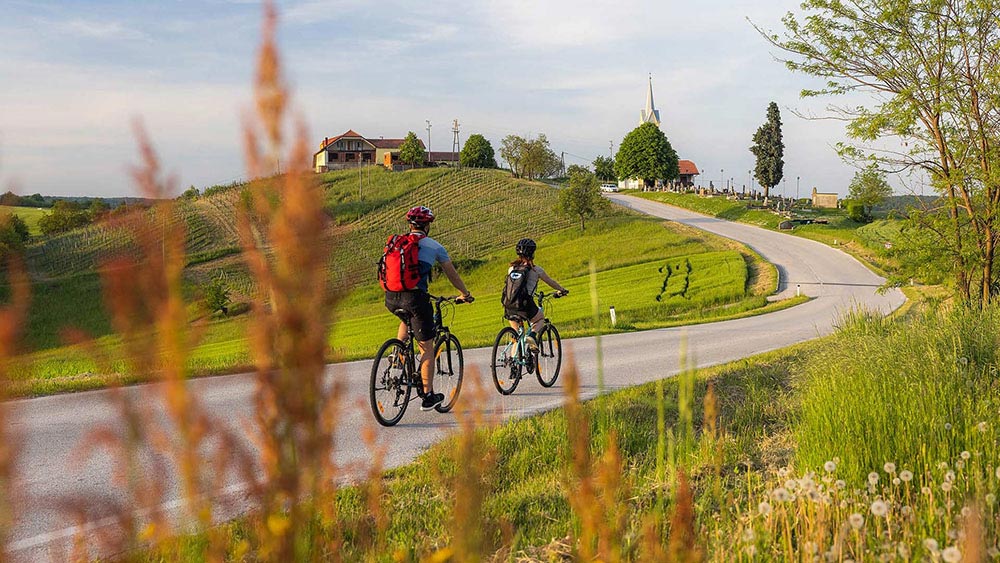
left=0, top=0, right=881, bottom=198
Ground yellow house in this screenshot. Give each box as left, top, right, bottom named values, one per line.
left=811, top=187, right=839, bottom=208
left=313, top=130, right=425, bottom=172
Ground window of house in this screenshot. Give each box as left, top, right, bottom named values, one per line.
left=330, top=152, right=338, bottom=160
left=347, top=153, right=355, bottom=161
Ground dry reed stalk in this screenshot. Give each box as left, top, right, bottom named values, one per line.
left=668, top=469, right=702, bottom=563
left=236, top=2, right=342, bottom=559
left=0, top=259, right=29, bottom=563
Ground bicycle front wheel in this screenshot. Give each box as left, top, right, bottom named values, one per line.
left=434, top=333, right=464, bottom=413
left=535, top=324, right=562, bottom=387
left=491, top=327, right=523, bottom=395
left=370, top=338, right=412, bottom=426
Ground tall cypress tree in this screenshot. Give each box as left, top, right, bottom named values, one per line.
left=749, top=102, right=784, bottom=198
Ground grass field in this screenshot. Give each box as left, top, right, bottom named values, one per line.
left=632, top=191, right=902, bottom=275
left=7, top=169, right=794, bottom=396
left=145, top=290, right=999, bottom=561
left=0, top=205, right=47, bottom=236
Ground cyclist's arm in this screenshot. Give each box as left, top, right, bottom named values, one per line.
left=439, top=260, right=472, bottom=298
left=536, top=267, right=568, bottom=293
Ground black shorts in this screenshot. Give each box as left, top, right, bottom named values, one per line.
left=385, top=291, right=436, bottom=342
left=504, top=300, right=540, bottom=322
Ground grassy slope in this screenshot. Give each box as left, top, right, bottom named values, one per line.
left=632, top=191, right=901, bottom=275
left=10, top=169, right=794, bottom=395
left=0, top=205, right=47, bottom=236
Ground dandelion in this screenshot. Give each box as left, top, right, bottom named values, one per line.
left=892, top=478, right=901, bottom=486
left=995, top=466, right=1000, bottom=479
left=778, top=466, right=790, bottom=478
left=924, top=538, right=939, bottom=552
left=758, top=501, right=772, bottom=516
left=835, top=479, right=846, bottom=490
left=900, top=470, right=913, bottom=482
left=785, top=479, right=798, bottom=491
left=945, top=423, right=953, bottom=430
left=771, top=487, right=790, bottom=502
left=901, top=505, right=912, bottom=517
left=922, top=486, right=932, bottom=495
left=956, top=460, right=965, bottom=470
left=960, top=450, right=971, bottom=460
left=808, top=490, right=821, bottom=502
left=945, top=470, right=956, bottom=482
left=986, top=493, right=996, bottom=505
left=868, top=472, right=880, bottom=486
left=848, top=513, right=864, bottom=530
left=978, top=421, right=988, bottom=432
left=870, top=499, right=888, bottom=517
left=941, top=481, right=953, bottom=493
left=742, top=528, right=755, bottom=543
left=958, top=356, right=968, bottom=366
left=961, top=506, right=970, bottom=518
left=824, top=460, right=837, bottom=473
left=884, top=462, right=896, bottom=473
left=941, top=546, right=961, bottom=562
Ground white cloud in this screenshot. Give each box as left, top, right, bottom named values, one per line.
left=54, top=18, right=150, bottom=42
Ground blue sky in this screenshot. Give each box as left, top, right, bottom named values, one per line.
left=0, top=0, right=876, bottom=197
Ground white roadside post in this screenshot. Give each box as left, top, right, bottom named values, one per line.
left=796, top=284, right=801, bottom=297
left=609, top=305, right=617, bottom=327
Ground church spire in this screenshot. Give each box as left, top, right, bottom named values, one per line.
left=640, top=74, right=661, bottom=127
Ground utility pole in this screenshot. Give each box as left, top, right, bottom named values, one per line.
left=425, top=120, right=432, bottom=166
left=451, top=119, right=460, bottom=168
left=609, top=140, right=613, bottom=158
left=796, top=175, right=800, bottom=201
left=721, top=168, right=724, bottom=191
left=560, top=151, right=566, bottom=177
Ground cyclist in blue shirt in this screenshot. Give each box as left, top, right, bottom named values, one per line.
left=384, top=206, right=474, bottom=411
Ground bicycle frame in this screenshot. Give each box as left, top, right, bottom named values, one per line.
left=399, top=295, right=456, bottom=398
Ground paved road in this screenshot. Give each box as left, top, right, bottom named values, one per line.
left=5, top=194, right=905, bottom=560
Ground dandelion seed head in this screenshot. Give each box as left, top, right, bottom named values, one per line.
left=892, top=477, right=901, bottom=486
left=772, top=487, right=790, bottom=502
left=955, top=460, right=965, bottom=470
left=960, top=450, right=971, bottom=460
left=901, top=505, right=912, bottom=516
left=945, top=423, right=953, bottom=430
left=941, top=481, right=953, bottom=493
left=824, top=460, right=837, bottom=473
left=758, top=501, right=772, bottom=516
left=986, top=493, right=996, bottom=505
left=945, top=470, right=956, bottom=482
left=884, top=462, right=896, bottom=473
left=868, top=472, right=880, bottom=486
left=742, top=528, right=755, bottom=542
left=995, top=466, right=1000, bottom=479
left=958, top=356, right=968, bottom=366
left=848, top=513, right=864, bottom=530
left=977, top=421, right=988, bottom=432
left=870, top=499, right=888, bottom=517
left=900, top=470, right=913, bottom=482
left=835, top=479, right=846, bottom=490
left=785, top=479, right=798, bottom=491
left=941, top=546, right=961, bottom=563
left=924, top=538, right=939, bottom=552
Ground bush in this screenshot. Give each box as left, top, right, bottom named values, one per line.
left=203, top=277, right=231, bottom=316
left=845, top=199, right=867, bottom=223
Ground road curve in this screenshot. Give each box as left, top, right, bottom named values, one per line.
left=6, top=194, right=905, bottom=560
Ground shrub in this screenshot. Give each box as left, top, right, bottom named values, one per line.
left=203, top=276, right=231, bottom=315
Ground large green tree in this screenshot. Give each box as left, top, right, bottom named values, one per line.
left=749, top=102, right=784, bottom=198
left=848, top=165, right=892, bottom=219
left=614, top=123, right=679, bottom=189
left=764, top=0, right=1000, bottom=306
left=500, top=134, right=560, bottom=179
left=592, top=155, right=615, bottom=181
left=459, top=134, right=496, bottom=168
left=559, top=168, right=607, bottom=231
left=398, top=131, right=425, bottom=167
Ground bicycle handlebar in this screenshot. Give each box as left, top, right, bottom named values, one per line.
left=430, top=294, right=474, bottom=304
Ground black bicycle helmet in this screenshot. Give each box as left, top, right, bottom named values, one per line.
left=515, top=238, right=536, bottom=258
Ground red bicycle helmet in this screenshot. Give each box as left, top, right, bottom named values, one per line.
left=406, top=205, right=435, bottom=225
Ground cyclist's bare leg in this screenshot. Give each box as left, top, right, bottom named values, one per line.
left=508, top=319, right=520, bottom=331
left=396, top=321, right=408, bottom=341
left=418, top=338, right=434, bottom=392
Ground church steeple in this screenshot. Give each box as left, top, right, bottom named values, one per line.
left=640, top=74, right=661, bottom=127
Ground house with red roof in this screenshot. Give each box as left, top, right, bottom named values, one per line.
left=313, top=130, right=426, bottom=172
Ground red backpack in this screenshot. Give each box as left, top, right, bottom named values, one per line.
left=378, top=232, right=426, bottom=291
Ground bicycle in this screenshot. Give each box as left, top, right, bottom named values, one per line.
left=370, top=295, right=467, bottom=427
left=490, top=291, right=565, bottom=395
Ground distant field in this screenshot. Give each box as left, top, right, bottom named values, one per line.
left=0, top=205, right=47, bottom=236
left=8, top=170, right=792, bottom=395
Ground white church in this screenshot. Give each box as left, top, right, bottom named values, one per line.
left=618, top=76, right=700, bottom=190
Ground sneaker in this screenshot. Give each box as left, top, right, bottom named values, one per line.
left=525, top=333, right=538, bottom=351
left=420, top=392, right=445, bottom=411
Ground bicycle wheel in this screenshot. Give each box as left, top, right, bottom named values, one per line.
left=491, top=327, right=523, bottom=395
left=370, top=338, right=413, bottom=426
left=535, top=324, right=562, bottom=387
left=433, top=333, right=464, bottom=413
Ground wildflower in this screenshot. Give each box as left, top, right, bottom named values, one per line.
left=848, top=513, right=865, bottom=530
left=870, top=499, right=888, bottom=517
left=884, top=462, right=896, bottom=473
left=778, top=466, right=790, bottom=478
left=986, top=493, right=996, bottom=505
left=758, top=501, right=772, bottom=516
left=924, top=538, right=939, bottom=552
left=900, top=470, right=913, bottom=482
left=808, top=490, right=821, bottom=502
left=945, top=423, right=953, bottom=431
left=835, top=479, right=846, bottom=490
left=941, top=481, right=953, bottom=493
left=960, top=450, right=971, bottom=460
left=868, top=472, right=880, bottom=486
left=942, top=546, right=961, bottom=562
left=945, top=470, right=956, bottom=482
left=961, top=506, right=970, bottom=518
left=921, top=486, right=932, bottom=495
left=742, top=528, right=755, bottom=542
left=956, top=460, right=965, bottom=470
left=901, top=505, right=912, bottom=516
left=958, top=356, right=968, bottom=366
left=824, top=460, right=837, bottom=473
left=772, top=487, right=790, bottom=502
left=785, top=479, right=798, bottom=491
left=977, top=421, right=988, bottom=432
left=892, top=478, right=901, bottom=486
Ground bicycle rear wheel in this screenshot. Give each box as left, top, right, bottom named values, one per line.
left=535, top=324, right=562, bottom=387
left=370, top=338, right=412, bottom=426
left=434, top=333, right=464, bottom=413
left=491, top=327, right=523, bottom=395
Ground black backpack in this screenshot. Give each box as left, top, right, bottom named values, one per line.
left=502, top=264, right=533, bottom=310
